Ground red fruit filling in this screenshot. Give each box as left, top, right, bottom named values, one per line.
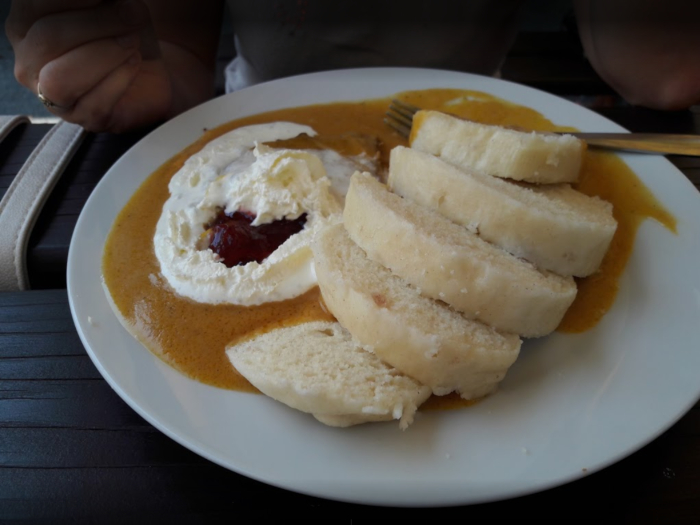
left=206, top=210, right=307, bottom=267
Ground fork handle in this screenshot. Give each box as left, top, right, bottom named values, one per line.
left=570, top=133, right=700, bottom=156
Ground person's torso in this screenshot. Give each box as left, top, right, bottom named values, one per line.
left=225, top=0, right=524, bottom=90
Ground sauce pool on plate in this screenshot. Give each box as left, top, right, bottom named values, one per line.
left=101, top=88, right=675, bottom=406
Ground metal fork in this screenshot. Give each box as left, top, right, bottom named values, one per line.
left=384, top=99, right=420, bottom=138
left=385, top=99, right=700, bottom=156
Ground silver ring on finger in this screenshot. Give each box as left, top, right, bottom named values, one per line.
left=37, top=82, right=72, bottom=112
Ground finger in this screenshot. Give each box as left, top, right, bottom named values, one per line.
left=13, top=0, right=152, bottom=90
left=7, top=0, right=103, bottom=41
left=37, top=33, right=142, bottom=109
left=67, top=51, right=144, bottom=132
left=105, top=59, right=172, bottom=132
left=21, top=0, right=149, bottom=60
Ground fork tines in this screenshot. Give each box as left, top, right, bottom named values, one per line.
left=384, top=99, right=421, bottom=139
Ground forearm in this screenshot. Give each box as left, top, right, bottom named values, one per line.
left=575, top=0, right=700, bottom=110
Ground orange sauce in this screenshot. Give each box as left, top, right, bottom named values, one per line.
left=102, top=88, right=675, bottom=405
left=559, top=151, right=676, bottom=331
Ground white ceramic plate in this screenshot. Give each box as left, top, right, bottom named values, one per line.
left=67, top=68, right=700, bottom=507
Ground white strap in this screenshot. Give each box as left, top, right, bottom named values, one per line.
left=0, top=115, right=29, bottom=142
left=0, top=120, right=86, bottom=291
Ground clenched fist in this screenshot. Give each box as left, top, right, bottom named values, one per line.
left=6, top=0, right=223, bottom=132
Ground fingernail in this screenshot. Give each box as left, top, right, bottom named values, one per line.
left=115, top=33, right=139, bottom=49
left=119, top=0, right=147, bottom=26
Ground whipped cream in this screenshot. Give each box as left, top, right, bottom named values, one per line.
left=200, top=144, right=338, bottom=227
left=154, top=122, right=370, bottom=306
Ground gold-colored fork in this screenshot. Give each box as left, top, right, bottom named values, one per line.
left=385, top=99, right=700, bottom=156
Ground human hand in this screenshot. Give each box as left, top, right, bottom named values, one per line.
left=6, top=0, right=174, bottom=132
left=575, top=0, right=700, bottom=110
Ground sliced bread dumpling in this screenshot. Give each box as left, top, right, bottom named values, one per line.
left=388, top=146, right=617, bottom=277
left=409, top=110, right=585, bottom=184
left=343, top=172, right=577, bottom=337
left=226, top=321, right=431, bottom=429
left=313, top=223, right=521, bottom=399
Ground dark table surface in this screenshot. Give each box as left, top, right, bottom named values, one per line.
left=1, top=90, right=700, bottom=522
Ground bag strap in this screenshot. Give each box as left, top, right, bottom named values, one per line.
left=0, top=115, right=30, bottom=142
left=0, top=120, right=86, bottom=291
